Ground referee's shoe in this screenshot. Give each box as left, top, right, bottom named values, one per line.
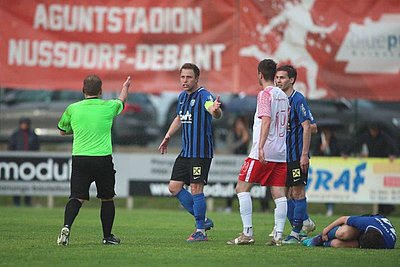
left=103, top=234, right=121, bottom=245
left=57, top=227, right=70, bottom=246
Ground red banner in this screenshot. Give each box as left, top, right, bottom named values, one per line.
left=239, top=0, right=400, bottom=100
left=1, top=0, right=400, bottom=100
left=0, top=0, right=237, bottom=92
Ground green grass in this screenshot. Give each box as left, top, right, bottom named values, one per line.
left=0, top=206, right=399, bottom=267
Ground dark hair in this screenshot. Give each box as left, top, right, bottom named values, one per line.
left=276, top=65, right=297, bottom=84
left=19, top=117, right=31, bottom=125
left=83, top=74, right=102, bottom=96
left=359, top=228, right=386, bottom=249
left=180, top=63, right=200, bottom=79
left=258, top=59, right=277, bottom=81
left=368, top=121, right=381, bottom=130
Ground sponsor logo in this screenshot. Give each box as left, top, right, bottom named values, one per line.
left=193, top=166, right=201, bottom=176
left=134, top=181, right=267, bottom=198
left=336, top=14, right=400, bottom=74
left=0, top=158, right=71, bottom=181
left=292, top=168, right=301, bottom=178
left=179, top=110, right=192, bottom=123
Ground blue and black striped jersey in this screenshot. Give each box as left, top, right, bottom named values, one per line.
left=286, top=90, right=312, bottom=162
left=176, top=87, right=215, bottom=158
left=347, top=215, right=396, bottom=249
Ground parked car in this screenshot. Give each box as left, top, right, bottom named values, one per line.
left=308, top=98, right=400, bottom=144
left=0, top=89, right=160, bottom=145
left=148, top=91, right=180, bottom=131
left=104, top=91, right=160, bottom=145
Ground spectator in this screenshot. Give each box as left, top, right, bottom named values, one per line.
left=312, top=126, right=340, bottom=157
left=344, top=122, right=399, bottom=215
left=8, top=117, right=40, bottom=206
left=312, top=126, right=341, bottom=216
left=227, top=115, right=251, bottom=155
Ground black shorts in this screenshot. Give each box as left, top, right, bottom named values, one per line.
left=171, top=157, right=212, bottom=185
left=286, top=160, right=308, bottom=187
left=70, top=155, right=116, bottom=200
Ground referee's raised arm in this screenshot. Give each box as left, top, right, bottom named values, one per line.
left=118, top=76, right=132, bottom=103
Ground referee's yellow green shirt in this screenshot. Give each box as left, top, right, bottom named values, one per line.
left=58, top=98, right=123, bottom=156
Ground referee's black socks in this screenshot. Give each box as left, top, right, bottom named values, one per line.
left=101, top=200, right=115, bottom=238
left=63, top=198, right=82, bottom=229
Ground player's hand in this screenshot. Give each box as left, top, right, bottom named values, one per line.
left=123, top=76, right=131, bottom=89
left=300, top=154, right=309, bottom=174
left=259, top=148, right=267, bottom=165
left=321, top=233, right=329, bottom=242
left=158, top=134, right=170, bottom=154
left=321, top=227, right=330, bottom=241
left=211, top=95, right=221, bottom=112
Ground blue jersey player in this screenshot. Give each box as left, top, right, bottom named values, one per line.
left=303, top=214, right=397, bottom=249
left=275, top=65, right=314, bottom=244
left=158, top=63, right=222, bottom=242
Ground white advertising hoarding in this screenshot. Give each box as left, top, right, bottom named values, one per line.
left=1, top=152, right=399, bottom=204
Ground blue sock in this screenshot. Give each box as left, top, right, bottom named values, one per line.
left=193, top=193, right=206, bottom=229
left=302, top=197, right=309, bottom=221
left=176, top=188, right=194, bottom=215
left=292, top=198, right=307, bottom=233
left=327, top=226, right=339, bottom=240
left=287, top=199, right=295, bottom=226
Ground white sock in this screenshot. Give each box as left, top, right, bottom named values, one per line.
left=237, top=192, right=253, bottom=236
left=274, top=196, right=287, bottom=239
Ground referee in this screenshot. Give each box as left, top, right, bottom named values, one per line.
left=158, top=63, right=222, bottom=242
left=57, top=74, right=131, bottom=246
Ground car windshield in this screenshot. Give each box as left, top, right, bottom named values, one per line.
left=8, top=90, right=52, bottom=103
left=127, top=93, right=151, bottom=104
left=55, top=91, right=84, bottom=101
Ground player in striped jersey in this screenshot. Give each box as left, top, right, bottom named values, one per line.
left=158, top=63, right=222, bottom=242
left=275, top=65, right=314, bottom=244
left=227, top=59, right=289, bottom=246
left=268, top=110, right=317, bottom=240
left=303, top=214, right=397, bottom=249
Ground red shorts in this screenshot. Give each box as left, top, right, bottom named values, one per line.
left=238, top=158, right=287, bottom=186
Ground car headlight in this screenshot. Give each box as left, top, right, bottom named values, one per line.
left=392, top=118, right=400, bottom=128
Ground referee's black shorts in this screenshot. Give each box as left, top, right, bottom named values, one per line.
left=70, top=155, right=116, bottom=200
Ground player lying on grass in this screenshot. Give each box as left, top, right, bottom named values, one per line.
left=303, top=214, right=396, bottom=249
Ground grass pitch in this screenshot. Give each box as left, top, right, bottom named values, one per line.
left=0, top=206, right=399, bottom=267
